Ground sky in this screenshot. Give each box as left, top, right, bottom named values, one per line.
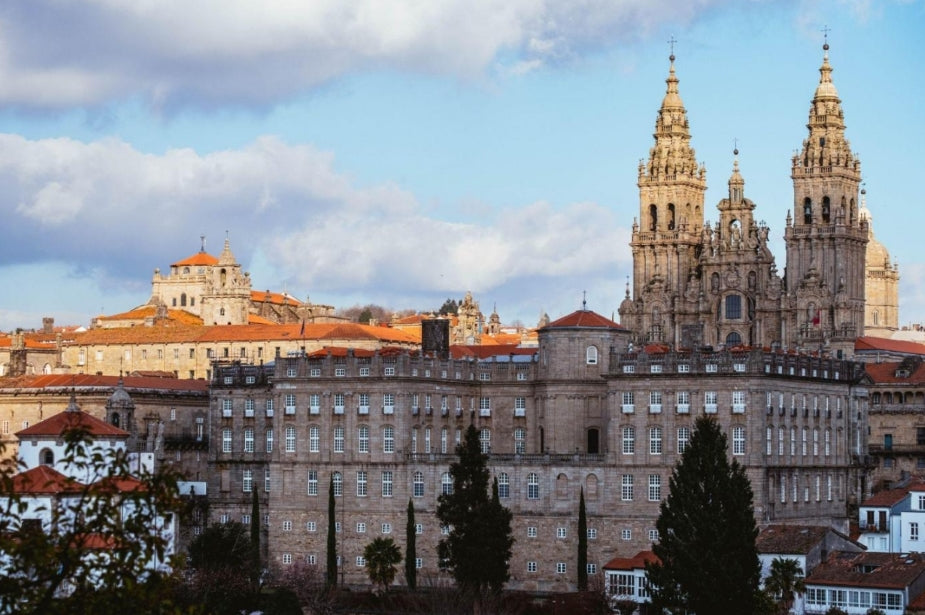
left=0, top=0, right=922, bottom=332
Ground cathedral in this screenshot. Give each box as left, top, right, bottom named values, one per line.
left=619, top=42, right=896, bottom=359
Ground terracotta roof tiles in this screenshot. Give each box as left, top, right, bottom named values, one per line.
left=806, top=551, right=925, bottom=590
left=543, top=309, right=624, bottom=330
left=756, top=524, right=830, bottom=555
left=603, top=550, right=659, bottom=571
left=16, top=408, right=129, bottom=438
left=171, top=251, right=219, bottom=267
left=856, top=336, right=925, bottom=357
left=10, top=465, right=81, bottom=495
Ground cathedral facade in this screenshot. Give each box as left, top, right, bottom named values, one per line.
left=620, top=44, right=878, bottom=360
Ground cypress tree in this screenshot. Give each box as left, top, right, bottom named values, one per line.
left=250, top=486, right=261, bottom=591
left=405, top=498, right=417, bottom=591
left=646, top=415, right=761, bottom=614
left=326, top=475, right=337, bottom=587
left=577, top=486, right=588, bottom=591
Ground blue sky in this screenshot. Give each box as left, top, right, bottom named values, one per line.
left=0, top=0, right=922, bottom=331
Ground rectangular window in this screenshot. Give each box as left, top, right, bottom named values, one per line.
left=284, top=393, right=296, bottom=413
left=307, top=470, right=318, bottom=496
left=358, top=393, right=370, bottom=414
left=244, top=428, right=254, bottom=453
left=383, top=427, right=395, bottom=453
left=588, top=528, right=597, bottom=540
left=479, top=397, right=491, bottom=417
left=243, top=469, right=253, bottom=493
left=306, top=521, right=317, bottom=532
left=333, top=393, right=345, bottom=414
left=621, top=475, right=633, bottom=501
left=383, top=393, right=395, bottom=413
left=732, top=390, right=746, bottom=413
left=733, top=426, right=745, bottom=456
left=912, top=522, right=920, bottom=541
left=514, top=397, right=526, bottom=417
left=527, top=561, right=537, bottom=572
left=309, top=394, right=320, bottom=414
left=285, top=426, right=296, bottom=452
left=381, top=523, right=392, bottom=534
left=649, top=391, right=662, bottom=413
left=704, top=391, right=718, bottom=413
left=527, top=526, right=538, bottom=538
left=648, top=474, right=661, bottom=501
left=266, top=399, right=274, bottom=416
left=622, top=427, right=635, bottom=455
left=222, top=399, right=233, bottom=417
left=648, top=529, right=659, bottom=542
left=222, top=428, right=232, bottom=453
left=676, top=391, right=690, bottom=413
left=677, top=427, right=691, bottom=454
left=382, top=471, right=393, bottom=497
left=309, top=426, right=320, bottom=452
left=649, top=427, right=662, bottom=455
left=358, top=426, right=370, bottom=453
left=356, top=471, right=367, bottom=497
left=621, top=529, right=632, bottom=541
left=334, top=426, right=344, bottom=453
left=556, top=563, right=567, bottom=574
left=556, top=527, right=567, bottom=539
left=621, top=391, right=635, bottom=413
left=265, top=468, right=271, bottom=492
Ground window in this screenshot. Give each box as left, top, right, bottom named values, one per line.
left=307, top=470, right=318, bottom=496
left=480, top=428, right=491, bottom=454
left=332, top=472, right=343, bottom=497
left=358, top=426, right=369, bottom=453
left=678, top=427, right=691, bottom=454
left=356, top=471, right=367, bottom=497
left=244, top=428, right=254, bottom=453
left=514, top=428, right=526, bottom=454
left=266, top=428, right=274, bottom=452
left=384, top=366, right=395, bottom=377
left=733, top=426, right=745, bottom=455
left=265, top=468, right=272, bottom=492
left=676, top=391, right=690, bottom=413
left=648, top=529, right=660, bottom=542
left=557, top=527, right=567, bottom=539
left=649, top=427, right=662, bottom=455
left=441, top=427, right=448, bottom=454
left=732, top=390, right=746, bottom=413
left=622, top=391, right=635, bottom=412
left=648, top=474, right=661, bottom=501
left=649, top=391, right=662, bottom=413
left=527, top=473, right=540, bottom=500
left=383, top=426, right=395, bottom=453
left=382, top=471, right=393, bottom=497
left=586, top=346, right=598, bottom=365
left=622, top=529, right=632, bottom=540
left=282, top=553, right=292, bottom=565
left=381, top=523, right=392, bottom=534
left=357, top=522, right=366, bottom=533
left=356, top=556, right=365, bottom=567
left=704, top=391, right=718, bottom=413
left=415, top=557, right=423, bottom=569
left=498, top=473, right=510, bottom=498
left=335, top=367, right=346, bottom=377
left=588, top=528, right=597, bottom=540
left=329, top=426, right=342, bottom=453
left=358, top=393, right=369, bottom=414
left=309, top=426, right=320, bottom=452
left=556, top=562, right=567, bottom=574
left=425, top=428, right=432, bottom=453
left=413, top=472, right=424, bottom=498
left=284, top=394, right=296, bottom=413
left=282, top=520, right=292, bottom=532
left=527, top=561, right=537, bottom=572
left=309, top=394, right=320, bottom=414
left=306, top=521, right=317, bottom=532
left=243, top=469, right=253, bottom=493
left=222, top=399, right=233, bottom=417
left=333, top=393, right=345, bottom=414
left=415, top=523, right=423, bottom=535
left=912, top=522, right=920, bottom=541
left=622, top=426, right=635, bottom=454
left=170, top=408, right=176, bottom=421
left=285, top=426, right=296, bottom=453
left=725, top=294, right=742, bottom=319
left=527, top=526, right=537, bottom=538
left=587, top=564, right=597, bottom=575
left=222, top=428, right=232, bottom=453
left=621, top=475, right=634, bottom=501
left=441, top=472, right=453, bottom=495
left=244, top=399, right=255, bottom=417
left=479, top=397, right=491, bottom=417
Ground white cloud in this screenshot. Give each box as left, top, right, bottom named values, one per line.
left=0, top=133, right=630, bottom=327
left=0, top=0, right=736, bottom=110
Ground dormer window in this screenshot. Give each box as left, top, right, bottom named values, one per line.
left=586, top=346, right=598, bottom=365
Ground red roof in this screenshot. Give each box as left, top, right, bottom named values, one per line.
left=252, top=290, right=302, bottom=306
left=756, top=524, right=832, bottom=555
left=862, top=482, right=925, bottom=508
left=450, top=345, right=537, bottom=360
left=806, top=551, right=925, bottom=590
left=171, top=251, right=219, bottom=267
left=306, top=347, right=377, bottom=359
left=0, top=374, right=208, bottom=393
left=10, top=465, right=81, bottom=495
left=603, top=550, right=659, bottom=571
left=16, top=407, right=129, bottom=438
left=864, top=361, right=925, bottom=385
left=92, top=475, right=148, bottom=494
left=543, top=310, right=624, bottom=330
left=856, top=336, right=925, bottom=357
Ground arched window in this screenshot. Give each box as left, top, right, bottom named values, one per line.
left=180, top=293, right=187, bottom=307
left=803, top=197, right=812, bottom=224
left=822, top=196, right=831, bottom=223
left=498, top=473, right=510, bottom=498
left=111, top=413, right=120, bottom=428
left=726, top=332, right=742, bottom=347
left=527, top=473, right=540, bottom=500
left=587, top=428, right=600, bottom=454
left=649, top=204, right=658, bottom=231
left=220, top=269, right=227, bottom=286
left=586, top=346, right=598, bottom=365
left=172, top=298, right=177, bottom=307
left=332, top=472, right=343, bottom=497
left=667, top=203, right=676, bottom=230
left=725, top=295, right=742, bottom=320
left=586, top=474, right=599, bottom=499
left=873, top=310, right=880, bottom=326
left=41, top=449, right=54, bottom=466
left=219, top=307, right=226, bottom=316
left=441, top=472, right=453, bottom=495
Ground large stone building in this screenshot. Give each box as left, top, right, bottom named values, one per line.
left=619, top=44, right=874, bottom=359
left=207, top=310, right=867, bottom=590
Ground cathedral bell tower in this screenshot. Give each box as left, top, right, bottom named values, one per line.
left=620, top=52, right=707, bottom=346
left=784, top=42, right=867, bottom=356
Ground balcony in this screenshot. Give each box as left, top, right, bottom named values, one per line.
left=514, top=408, right=526, bottom=417
left=704, top=404, right=717, bottom=414
left=309, top=406, right=320, bottom=415
left=334, top=405, right=345, bottom=415
left=621, top=404, right=635, bottom=414
left=732, top=404, right=746, bottom=414
left=425, top=407, right=433, bottom=416
left=383, top=406, right=395, bottom=415
left=649, top=404, right=662, bottom=414
left=244, top=408, right=255, bottom=418
left=676, top=404, right=690, bottom=414
left=412, top=407, right=420, bottom=416
left=479, top=409, right=491, bottom=418
left=358, top=405, right=369, bottom=415
left=285, top=406, right=296, bottom=415
left=266, top=408, right=274, bottom=418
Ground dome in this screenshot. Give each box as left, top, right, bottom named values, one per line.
left=866, top=234, right=891, bottom=269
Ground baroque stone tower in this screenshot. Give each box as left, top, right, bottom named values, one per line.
left=784, top=42, right=867, bottom=357
left=620, top=53, right=707, bottom=345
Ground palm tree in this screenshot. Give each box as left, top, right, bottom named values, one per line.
left=363, top=537, right=402, bottom=592
left=764, top=557, right=806, bottom=614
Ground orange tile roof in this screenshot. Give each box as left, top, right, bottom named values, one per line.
left=451, top=345, right=537, bottom=360
left=10, top=465, right=82, bottom=495
left=856, top=336, right=925, bottom=356
left=0, top=374, right=208, bottom=393
left=251, top=290, right=302, bottom=306
left=603, top=550, right=659, bottom=571
left=171, top=251, right=219, bottom=267
left=247, top=314, right=278, bottom=325
left=864, top=361, right=925, bottom=385
left=92, top=475, right=148, bottom=494
left=862, top=482, right=925, bottom=508
left=306, top=347, right=377, bottom=359
left=756, top=525, right=832, bottom=555
left=543, top=309, right=624, bottom=330
left=17, top=408, right=129, bottom=438
left=806, top=551, right=925, bottom=590
left=97, top=305, right=204, bottom=326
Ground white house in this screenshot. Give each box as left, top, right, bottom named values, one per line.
left=803, top=551, right=925, bottom=614
left=858, top=481, right=925, bottom=553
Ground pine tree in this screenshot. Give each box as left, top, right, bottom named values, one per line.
left=577, top=486, right=588, bottom=591
left=326, top=475, right=337, bottom=587
left=405, top=498, right=417, bottom=591
left=646, top=415, right=761, bottom=614
left=436, top=425, right=513, bottom=596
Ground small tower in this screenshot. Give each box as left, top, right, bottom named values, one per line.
left=106, top=376, right=137, bottom=451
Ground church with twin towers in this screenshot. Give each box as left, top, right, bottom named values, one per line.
left=619, top=41, right=897, bottom=358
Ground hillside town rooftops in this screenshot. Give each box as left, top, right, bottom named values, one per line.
left=806, top=551, right=925, bottom=590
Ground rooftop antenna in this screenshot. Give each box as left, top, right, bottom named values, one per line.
left=200, top=234, right=206, bottom=252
